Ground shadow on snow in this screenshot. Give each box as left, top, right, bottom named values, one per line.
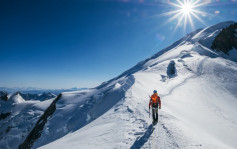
left=130, top=124, right=154, bottom=149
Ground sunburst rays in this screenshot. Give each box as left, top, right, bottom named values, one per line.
left=161, top=0, right=210, bottom=34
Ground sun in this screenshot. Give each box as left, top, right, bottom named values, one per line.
left=160, top=0, right=210, bottom=33
left=181, top=3, right=193, bottom=15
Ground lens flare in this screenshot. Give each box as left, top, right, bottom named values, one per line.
left=181, top=3, right=193, bottom=15
left=159, top=0, right=210, bottom=34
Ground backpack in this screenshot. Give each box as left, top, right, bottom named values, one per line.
left=151, top=93, right=159, bottom=104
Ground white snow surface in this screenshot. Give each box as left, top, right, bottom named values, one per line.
left=0, top=94, right=54, bottom=149
left=8, top=93, right=25, bottom=103
left=39, top=51, right=237, bottom=149
left=35, top=21, right=237, bottom=149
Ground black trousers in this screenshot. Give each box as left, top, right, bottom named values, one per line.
left=152, top=107, right=158, bottom=121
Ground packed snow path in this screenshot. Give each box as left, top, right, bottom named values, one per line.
left=40, top=53, right=237, bottom=149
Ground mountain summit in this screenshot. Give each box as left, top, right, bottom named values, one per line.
left=2, top=21, right=237, bottom=149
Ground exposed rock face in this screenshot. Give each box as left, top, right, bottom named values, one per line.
left=18, top=94, right=62, bottom=149
left=211, top=23, right=237, bottom=54
left=167, top=60, right=177, bottom=78
left=0, top=91, right=8, bottom=101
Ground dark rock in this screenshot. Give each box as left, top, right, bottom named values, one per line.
left=0, top=91, right=8, bottom=101
left=18, top=94, right=62, bottom=149
left=211, top=23, right=237, bottom=54
left=167, top=60, right=177, bottom=78
left=0, top=112, right=11, bottom=121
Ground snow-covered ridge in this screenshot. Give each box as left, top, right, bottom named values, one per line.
left=192, top=21, right=234, bottom=41
left=35, top=21, right=237, bottom=149
left=8, top=92, right=25, bottom=103
left=31, top=76, right=135, bottom=148
left=3, top=21, right=237, bottom=149
left=100, top=21, right=235, bottom=86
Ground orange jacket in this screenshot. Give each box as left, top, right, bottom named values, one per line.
left=149, top=93, right=161, bottom=108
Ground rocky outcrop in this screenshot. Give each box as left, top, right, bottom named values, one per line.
left=0, top=112, right=11, bottom=121
left=0, top=91, right=8, bottom=101
left=167, top=60, right=177, bottom=78
left=211, top=23, right=237, bottom=54
left=18, top=94, right=62, bottom=149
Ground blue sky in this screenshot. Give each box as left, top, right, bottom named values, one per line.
left=0, top=0, right=237, bottom=89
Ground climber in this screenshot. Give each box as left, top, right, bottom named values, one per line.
left=149, top=90, right=161, bottom=124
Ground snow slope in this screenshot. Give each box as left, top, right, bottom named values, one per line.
left=0, top=93, right=54, bottom=149
left=25, top=21, right=237, bottom=149
left=8, top=92, right=25, bottom=103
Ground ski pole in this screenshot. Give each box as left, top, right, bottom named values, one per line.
left=148, top=94, right=151, bottom=118
left=149, top=108, right=150, bottom=118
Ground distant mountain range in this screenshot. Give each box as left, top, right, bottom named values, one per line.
left=0, top=87, right=88, bottom=94
left=0, top=91, right=56, bottom=102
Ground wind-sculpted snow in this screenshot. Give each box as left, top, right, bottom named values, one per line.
left=18, top=21, right=237, bottom=149
left=40, top=47, right=237, bottom=149
left=95, top=29, right=203, bottom=89
left=96, top=21, right=235, bottom=91
left=192, top=43, right=219, bottom=58
left=32, top=75, right=135, bottom=148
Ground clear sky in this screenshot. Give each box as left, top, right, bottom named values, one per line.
left=0, top=0, right=236, bottom=89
